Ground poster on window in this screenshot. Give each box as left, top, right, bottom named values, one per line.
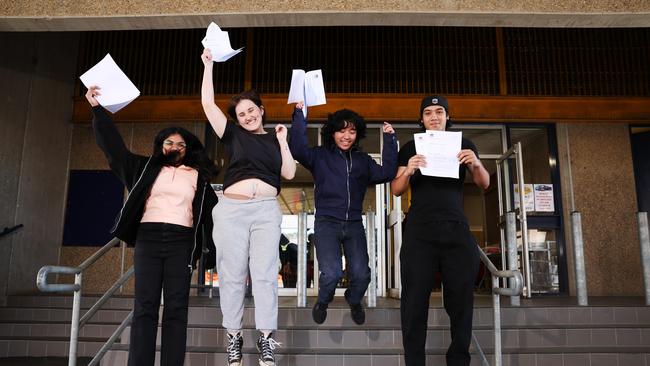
left=534, top=184, right=555, bottom=212
left=513, top=184, right=535, bottom=212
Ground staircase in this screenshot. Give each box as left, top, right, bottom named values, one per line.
left=0, top=295, right=648, bottom=366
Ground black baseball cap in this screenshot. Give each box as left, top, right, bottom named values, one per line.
left=419, top=95, right=449, bottom=116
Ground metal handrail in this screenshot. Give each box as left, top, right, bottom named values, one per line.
left=36, top=237, right=133, bottom=366
left=638, top=212, right=650, bottom=306
left=366, top=210, right=377, bottom=308
left=0, top=224, right=23, bottom=239
left=89, top=310, right=133, bottom=366
left=80, top=267, right=134, bottom=327
left=297, top=211, right=308, bottom=307
left=472, top=246, right=524, bottom=366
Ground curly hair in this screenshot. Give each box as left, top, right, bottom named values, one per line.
left=321, top=109, right=367, bottom=149
left=151, top=127, right=218, bottom=180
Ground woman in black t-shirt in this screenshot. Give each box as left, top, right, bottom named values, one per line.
left=200, top=48, right=296, bottom=366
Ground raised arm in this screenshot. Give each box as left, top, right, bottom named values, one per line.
left=288, top=102, right=316, bottom=170
left=85, top=85, right=140, bottom=186
left=368, top=122, right=398, bottom=184
left=275, top=124, right=296, bottom=180
left=201, top=49, right=228, bottom=138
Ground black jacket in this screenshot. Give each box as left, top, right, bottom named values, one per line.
left=92, top=106, right=218, bottom=270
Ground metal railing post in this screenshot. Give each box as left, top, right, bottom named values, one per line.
left=37, top=237, right=136, bottom=366
left=506, top=212, right=520, bottom=307
left=475, top=247, right=521, bottom=366
left=492, top=273, right=502, bottom=366
left=637, top=212, right=650, bottom=306
left=297, top=211, right=308, bottom=307
left=514, top=143, right=531, bottom=298
left=366, top=210, right=377, bottom=308
left=119, top=241, right=126, bottom=294
left=68, top=273, right=82, bottom=366
left=208, top=269, right=214, bottom=299
left=571, top=211, right=588, bottom=306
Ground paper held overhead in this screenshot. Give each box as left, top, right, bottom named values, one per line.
left=287, top=69, right=326, bottom=117
left=201, top=22, right=243, bottom=62
left=79, top=54, right=140, bottom=114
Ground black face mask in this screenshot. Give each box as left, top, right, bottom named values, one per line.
left=160, top=150, right=183, bottom=166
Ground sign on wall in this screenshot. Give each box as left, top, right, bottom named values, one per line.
left=514, top=183, right=555, bottom=213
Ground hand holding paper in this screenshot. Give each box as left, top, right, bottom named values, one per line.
left=79, top=54, right=140, bottom=114
left=413, top=131, right=462, bottom=179
left=201, top=22, right=243, bottom=62
left=287, top=69, right=326, bottom=117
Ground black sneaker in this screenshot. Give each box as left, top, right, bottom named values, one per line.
left=350, top=302, right=365, bottom=325
left=226, top=332, right=243, bottom=366
left=257, top=332, right=281, bottom=366
left=312, top=301, right=328, bottom=324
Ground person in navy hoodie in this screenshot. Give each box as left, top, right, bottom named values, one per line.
left=289, top=102, right=398, bottom=325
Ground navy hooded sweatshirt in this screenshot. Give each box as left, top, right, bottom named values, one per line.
left=289, top=108, right=398, bottom=221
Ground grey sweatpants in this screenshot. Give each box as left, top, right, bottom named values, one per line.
left=212, top=196, right=281, bottom=331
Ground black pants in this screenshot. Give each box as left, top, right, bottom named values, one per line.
left=400, top=221, right=480, bottom=366
left=128, top=223, right=193, bottom=366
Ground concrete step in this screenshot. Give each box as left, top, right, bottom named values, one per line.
left=2, top=296, right=649, bottom=365
left=0, top=357, right=91, bottom=366
left=116, top=324, right=650, bottom=349
left=6, top=296, right=132, bottom=310
left=0, top=321, right=120, bottom=339
left=2, top=337, right=649, bottom=366
left=5, top=306, right=647, bottom=328
left=101, top=345, right=650, bottom=366
left=0, top=337, right=106, bottom=358
left=0, top=307, right=131, bottom=323
left=3, top=303, right=648, bottom=328
left=2, top=322, right=647, bottom=355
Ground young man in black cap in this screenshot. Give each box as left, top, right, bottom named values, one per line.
left=391, top=96, right=489, bottom=366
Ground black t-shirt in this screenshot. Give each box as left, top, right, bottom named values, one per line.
left=221, top=122, right=282, bottom=193
left=398, top=137, right=479, bottom=225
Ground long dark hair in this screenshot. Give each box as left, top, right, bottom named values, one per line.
left=227, top=89, right=266, bottom=125
left=151, top=127, right=218, bottom=180
left=321, top=109, right=367, bottom=150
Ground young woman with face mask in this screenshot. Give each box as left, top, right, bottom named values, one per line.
left=85, top=85, right=219, bottom=366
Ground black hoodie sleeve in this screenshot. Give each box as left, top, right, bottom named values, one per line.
left=91, top=106, right=146, bottom=188
left=200, top=185, right=219, bottom=270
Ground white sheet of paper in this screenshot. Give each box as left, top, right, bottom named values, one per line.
left=201, top=22, right=243, bottom=62
left=79, top=54, right=140, bottom=114
left=413, top=131, right=462, bottom=179
left=304, top=70, right=326, bottom=106
left=287, top=70, right=306, bottom=104
left=287, top=69, right=326, bottom=117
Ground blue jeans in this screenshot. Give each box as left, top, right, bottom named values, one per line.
left=314, top=216, right=370, bottom=305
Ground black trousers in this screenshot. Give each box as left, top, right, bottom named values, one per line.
left=400, top=221, right=480, bottom=366
left=128, top=223, right=193, bottom=366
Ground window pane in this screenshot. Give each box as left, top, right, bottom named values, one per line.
left=509, top=128, right=552, bottom=184
left=359, top=124, right=382, bottom=154
left=396, top=128, right=421, bottom=148
left=458, top=128, right=504, bottom=155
